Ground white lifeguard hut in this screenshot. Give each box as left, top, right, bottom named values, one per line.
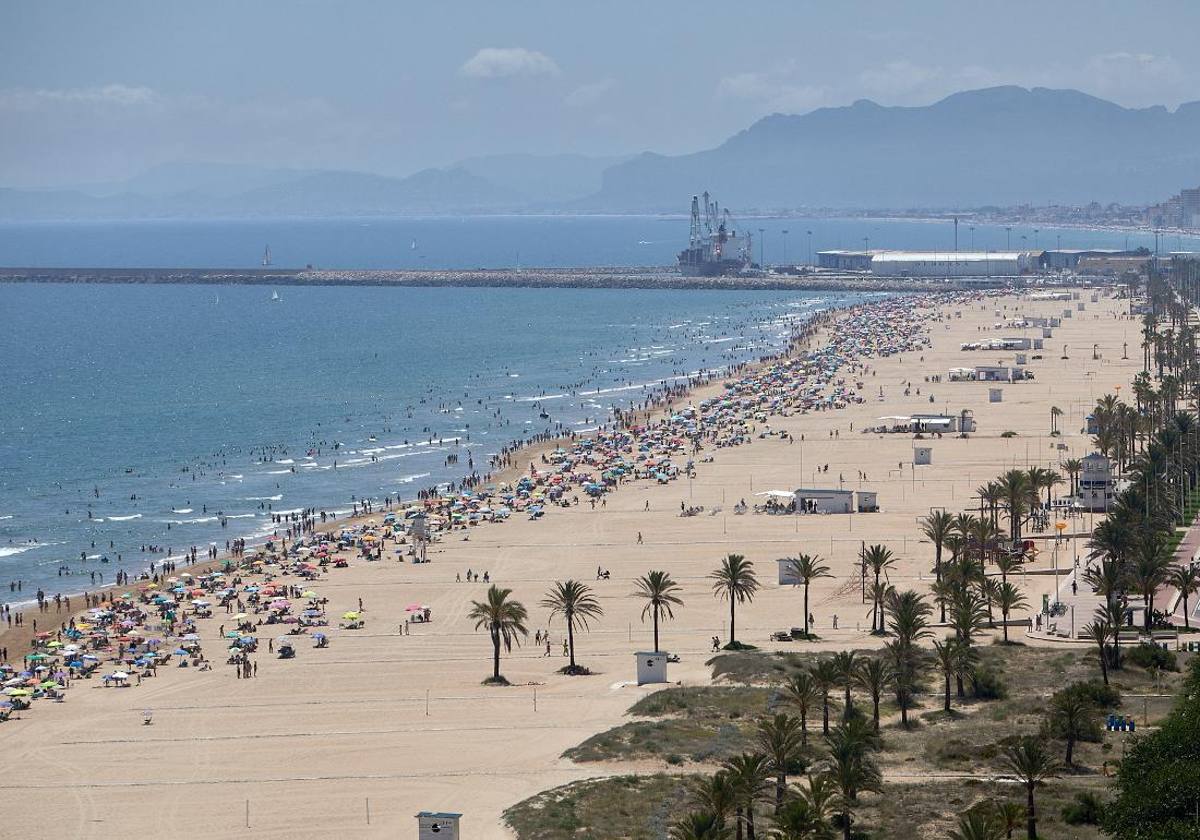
left=1015, top=352, right=1027, bottom=365
left=777, top=558, right=800, bottom=585
left=989, top=388, right=1003, bottom=403
left=635, top=651, right=668, bottom=685
left=417, top=812, right=461, bottom=840
left=913, top=446, right=932, bottom=465
left=1042, top=327, right=1052, bottom=338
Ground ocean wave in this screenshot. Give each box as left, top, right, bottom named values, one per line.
left=0, top=545, right=34, bottom=558
left=0, top=515, right=13, bottom=521
left=108, top=514, right=142, bottom=521
left=275, top=459, right=295, bottom=465
left=224, top=513, right=258, bottom=520
left=397, top=472, right=431, bottom=484
left=263, top=469, right=292, bottom=475
left=160, top=516, right=218, bottom=525
left=243, top=495, right=283, bottom=501
left=171, top=508, right=193, bottom=514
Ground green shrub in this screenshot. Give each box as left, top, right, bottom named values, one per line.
left=1126, top=643, right=1178, bottom=672
left=1062, top=791, right=1104, bottom=825
left=970, top=665, right=1008, bottom=700
left=1060, top=679, right=1121, bottom=709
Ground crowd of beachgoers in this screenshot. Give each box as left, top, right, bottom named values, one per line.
left=0, top=290, right=992, bottom=722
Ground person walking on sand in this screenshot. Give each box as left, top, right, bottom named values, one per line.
left=636, top=532, right=643, bottom=544
left=562, top=639, right=568, bottom=657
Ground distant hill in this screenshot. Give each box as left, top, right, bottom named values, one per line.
left=583, top=86, right=1200, bottom=210
left=454, top=153, right=631, bottom=203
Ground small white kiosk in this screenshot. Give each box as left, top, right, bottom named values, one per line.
left=777, top=558, right=801, bottom=585
left=417, top=812, right=461, bottom=840
left=913, top=446, right=932, bottom=465
left=635, top=651, right=668, bottom=685
left=989, top=387, right=1004, bottom=403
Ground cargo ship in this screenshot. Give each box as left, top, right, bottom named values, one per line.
left=677, top=192, right=754, bottom=276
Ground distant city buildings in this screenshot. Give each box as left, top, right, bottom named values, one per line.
left=1145, top=186, right=1200, bottom=230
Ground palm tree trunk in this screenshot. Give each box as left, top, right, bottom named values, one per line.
left=1145, top=590, right=1154, bottom=632
left=735, top=808, right=743, bottom=840
left=567, top=618, right=576, bottom=671
left=800, top=709, right=808, bottom=746
left=803, top=583, right=810, bottom=635
left=842, top=810, right=852, bottom=840
left=1003, top=608, right=1010, bottom=643
left=872, top=697, right=880, bottom=731
left=652, top=609, right=660, bottom=653
left=822, top=695, right=830, bottom=734
left=492, top=629, right=501, bottom=681
left=776, top=773, right=785, bottom=814
left=1098, top=642, right=1109, bottom=686
left=1026, top=783, right=1038, bottom=840
left=746, top=803, right=756, bottom=840
left=1066, top=734, right=1075, bottom=767
left=843, top=684, right=852, bottom=719
left=730, top=598, right=736, bottom=646
left=1185, top=593, right=1191, bottom=629
left=944, top=673, right=951, bottom=712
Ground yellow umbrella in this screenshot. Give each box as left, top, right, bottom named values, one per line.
left=342, top=611, right=360, bottom=621
left=301, top=590, right=317, bottom=598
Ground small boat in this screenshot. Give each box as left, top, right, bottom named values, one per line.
left=271, top=290, right=282, bottom=303
left=410, top=239, right=417, bottom=250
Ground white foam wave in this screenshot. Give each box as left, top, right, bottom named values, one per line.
left=243, top=495, right=283, bottom=501
left=0, top=545, right=34, bottom=558
left=108, top=514, right=142, bottom=521
left=397, top=472, right=431, bottom=484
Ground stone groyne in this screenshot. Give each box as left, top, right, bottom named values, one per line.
left=0, top=265, right=1019, bottom=292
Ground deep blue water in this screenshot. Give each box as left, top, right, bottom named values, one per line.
left=1, top=215, right=1195, bottom=270
left=0, top=281, right=858, bottom=599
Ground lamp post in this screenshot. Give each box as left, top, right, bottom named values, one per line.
left=806, top=230, right=813, bottom=266
left=1034, top=228, right=1040, bottom=249
left=758, top=228, right=765, bottom=267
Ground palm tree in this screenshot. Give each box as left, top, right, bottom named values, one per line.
left=670, top=812, right=732, bottom=840
left=770, top=795, right=833, bottom=840
left=541, top=579, right=603, bottom=674
left=1083, top=557, right=1127, bottom=607
left=1169, top=564, right=1200, bottom=628
left=826, top=720, right=882, bottom=840
left=994, top=580, right=1029, bottom=644
left=831, top=650, right=858, bottom=720
left=690, top=770, right=737, bottom=830
left=991, top=801, right=1025, bottom=840
left=1048, top=689, right=1098, bottom=767
left=756, top=713, right=805, bottom=813
left=1001, top=736, right=1061, bottom=840
left=949, top=808, right=1005, bottom=840
left=1083, top=618, right=1110, bottom=686
left=633, top=570, right=683, bottom=652
left=467, top=585, right=529, bottom=684
left=710, top=554, right=759, bottom=647
left=863, top=545, right=896, bottom=633
left=783, top=670, right=818, bottom=745
left=884, top=588, right=932, bottom=648
left=997, top=470, right=1035, bottom=545
left=724, top=752, right=772, bottom=840
left=786, top=554, right=831, bottom=636
left=1062, top=458, right=1083, bottom=498
left=853, top=657, right=894, bottom=731
left=1049, top=405, right=1062, bottom=436
left=922, top=511, right=955, bottom=621
left=812, top=658, right=839, bottom=735
left=1131, top=538, right=1173, bottom=631
left=884, top=639, right=922, bottom=727
left=933, top=638, right=957, bottom=713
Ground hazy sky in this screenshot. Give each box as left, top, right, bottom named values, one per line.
left=3, top=0, right=1199, bottom=188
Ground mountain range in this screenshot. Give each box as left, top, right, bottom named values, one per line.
left=2, top=86, right=1198, bottom=220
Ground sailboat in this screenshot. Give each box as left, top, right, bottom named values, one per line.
left=262, top=244, right=272, bottom=267
left=271, top=290, right=282, bottom=303
left=410, top=239, right=417, bottom=250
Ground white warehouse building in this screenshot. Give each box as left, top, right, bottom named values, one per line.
left=869, top=250, right=1039, bottom=277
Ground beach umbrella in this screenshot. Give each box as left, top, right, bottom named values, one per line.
left=4, top=688, right=31, bottom=697
left=341, top=611, right=360, bottom=621
left=172, top=648, right=189, bottom=656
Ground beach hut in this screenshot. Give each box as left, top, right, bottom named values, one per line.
left=1042, top=327, right=1053, bottom=338
left=793, top=488, right=853, bottom=514
left=635, top=651, right=668, bottom=685
left=913, top=446, right=932, bottom=466
left=989, top=388, right=1003, bottom=403
left=417, top=812, right=461, bottom=839
left=856, top=490, right=878, bottom=512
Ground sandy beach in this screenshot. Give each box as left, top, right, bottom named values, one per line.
left=0, top=286, right=1141, bottom=839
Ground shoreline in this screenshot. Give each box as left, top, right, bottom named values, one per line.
left=0, top=299, right=845, bottom=656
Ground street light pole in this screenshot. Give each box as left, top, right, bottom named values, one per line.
left=758, top=228, right=765, bottom=268
left=807, top=230, right=813, bottom=266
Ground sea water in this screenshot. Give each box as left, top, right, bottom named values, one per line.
left=0, top=280, right=863, bottom=598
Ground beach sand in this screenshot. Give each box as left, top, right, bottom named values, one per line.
left=0, top=289, right=1139, bottom=839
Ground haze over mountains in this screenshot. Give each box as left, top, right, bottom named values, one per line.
left=3, top=86, right=1198, bottom=220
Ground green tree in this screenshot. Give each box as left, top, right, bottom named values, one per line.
left=689, top=770, right=737, bottom=830
left=949, top=807, right=1004, bottom=840
left=1169, top=563, right=1200, bottom=629
left=783, top=670, right=818, bottom=746
left=541, top=579, right=603, bottom=674
left=756, top=713, right=805, bottom=813
left=1000, top=736, right=1061, bottom=840
left=831, top=650, right=858, bottom=720
left=785, top=554, right=832, bottom=636
left=853, top=657, right=894, bottom=732
left=724, top=752, right=773, bottom=840
left=467, top=585, right=529, bottom=684
left=812, top=658, right=839, bottom=735
left=1130, top=537, right=1173, bottom=631
left=922, top=510, right=956, bottom=622
left=863, top=544, right=896, bottom=633
left=933, top=638, right=957, bottom=713
left=1082, top=618, right=1110, bottom=686
left=711, top=554, right=759, bottom=647
left=825, top=719, right=882, bottom=840
left=994, top=580, right=1029, bottom=644
left=1047, top=687, right=1099, bottom=767
left=632, top=569, right=683, bottom=652
left=670, top=811, right=732, bottom=840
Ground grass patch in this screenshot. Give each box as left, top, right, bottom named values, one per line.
left=503, top=774, right=694, bottom=840
left=564, top=686, right=771, bottom=764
